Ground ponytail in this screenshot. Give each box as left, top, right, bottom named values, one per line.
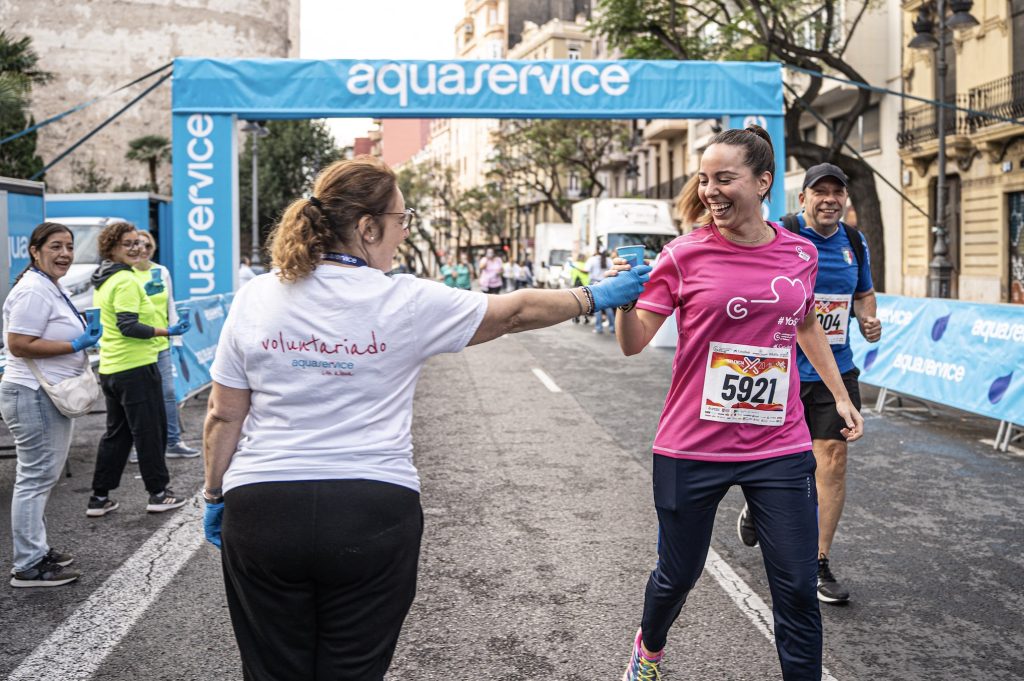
left=267, top=156, right=398, bottom=282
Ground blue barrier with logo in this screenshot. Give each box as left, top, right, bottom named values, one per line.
left=171, top=292, right=231, bottom=402
left=850, top=294, right=1023, bottom=424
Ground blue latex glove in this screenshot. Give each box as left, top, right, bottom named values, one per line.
left=590, top=264, right=652, bottom=310
left=70, top=324, right=103, bottom=352
left=144, top=280, right=165, bottom=296
left=204, top=502, right=224, bottom=549
left=167, top=318, right=191, bottom=336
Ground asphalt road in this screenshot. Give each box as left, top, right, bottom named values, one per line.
left=0, top=319, right=1021, bottom=680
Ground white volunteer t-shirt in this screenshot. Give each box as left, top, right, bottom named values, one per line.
left=211, top=265, right=488, bottom=494
left=2, top=269, right=89, bottom=390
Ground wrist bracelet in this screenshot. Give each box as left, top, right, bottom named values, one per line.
left=581, top=286, right=596, bottom=315
left=567, top=288, right=584, bottom=316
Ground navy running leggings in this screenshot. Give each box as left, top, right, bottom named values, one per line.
left=641, top=451, right=822, bottom=681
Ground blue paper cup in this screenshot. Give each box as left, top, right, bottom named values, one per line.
left=617, top=245, right=646, bottom=269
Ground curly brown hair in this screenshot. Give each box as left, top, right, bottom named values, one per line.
left=267, top=156, right=397, bottom=282
left=97, top=221, right=138, bottom=261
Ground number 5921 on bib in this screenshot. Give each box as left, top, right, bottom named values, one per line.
left=700, top=342, right=790, bottom=427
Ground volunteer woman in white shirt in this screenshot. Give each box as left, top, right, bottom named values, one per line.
left=2, top=222, right=102, bottom=587
left=201, top=156, right=650, bottom=681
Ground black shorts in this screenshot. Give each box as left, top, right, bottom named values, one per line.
left=800, top=368, right=862, bottom=441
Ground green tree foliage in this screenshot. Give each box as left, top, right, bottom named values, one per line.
left=489, top=119, right=630, bottom=222
left=593, top=0, right=887, bottom=289
left=398, top=160, right=507, bottom=267
left=125, top=134, right=170, bottom=192
left=0, top=31, right=52, bottom=179
left=238, top=120, right=341, bottom=259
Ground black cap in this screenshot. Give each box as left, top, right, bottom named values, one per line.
left=802, top=163, right=848, bottom=190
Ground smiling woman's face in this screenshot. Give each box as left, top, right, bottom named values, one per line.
left=31, top=230, right=74, bottom=281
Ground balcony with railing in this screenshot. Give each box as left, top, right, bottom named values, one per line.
left=967, top=72, right=1024, bottom=134
left=897, top=94, right=970, bottom=150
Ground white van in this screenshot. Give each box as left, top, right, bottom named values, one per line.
left=571, top=198, right=679, bottom=262
left=59, top=217, right=128, bottom=310
left=532, top=222, right=574, bottom=288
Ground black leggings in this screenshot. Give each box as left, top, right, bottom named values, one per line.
left=222, top=479, right=423, bottom=681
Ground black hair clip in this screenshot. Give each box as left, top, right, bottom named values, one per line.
left=309, top=196, right=323, bottom=209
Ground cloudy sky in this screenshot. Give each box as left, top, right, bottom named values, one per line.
left=300, top=0, right=466, bottom=147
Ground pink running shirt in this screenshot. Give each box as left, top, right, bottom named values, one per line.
left=636, top=223, right=819, bottom=462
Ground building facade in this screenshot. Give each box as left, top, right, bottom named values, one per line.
left=1, top=0, right=300, bottom=192
left=900, top=0, right=1023, bottom=302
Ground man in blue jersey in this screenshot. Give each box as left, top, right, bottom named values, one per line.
left=737, top=163, right=882, bottom=604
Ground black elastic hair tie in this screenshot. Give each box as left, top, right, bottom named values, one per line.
left=309, top=196, right=323, bottom=209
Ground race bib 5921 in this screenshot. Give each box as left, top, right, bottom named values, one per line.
left=700, top=342, right=790, bottom=427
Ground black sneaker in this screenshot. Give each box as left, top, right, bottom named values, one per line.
left=86, top=496, right=119, bottom=517
left=44, top=548, right=74, bottom=567
left=146, top=488, right=189, bottom=513
left=736, top=503, right=759, bottom=547
left=10, top=558, right=81, bottom=588
left=817, top=556, right=850, bottom=604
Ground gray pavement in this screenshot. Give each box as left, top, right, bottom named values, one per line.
left=0, top=319, right=1021, bottom=680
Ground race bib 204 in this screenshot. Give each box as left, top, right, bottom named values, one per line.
left=701, top=342, right=790, bottom=426
left=815, top=293, right=852, bottom=346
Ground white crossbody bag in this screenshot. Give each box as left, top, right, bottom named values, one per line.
left=24, top=353, right=100, bottom=418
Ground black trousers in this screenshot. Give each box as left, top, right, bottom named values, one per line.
left=222, top=479, right=423, bottom=681
left=91, top=363, right=168, bottom=496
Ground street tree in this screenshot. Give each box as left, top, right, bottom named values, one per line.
left=489, top=118, right=630, bottom=222
left=593, top=0, right=887, bottom=289
left=0, top=30, right=51, bottom=179
left=125, top=135, right=170, bottom=193
left=239, top=119, right=341, bottom=258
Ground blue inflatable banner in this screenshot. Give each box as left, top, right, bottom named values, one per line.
left=170, top=112, right=238, bottom=298
left=172, top=58, right=784, bottom=120
left=171, top=293, right=231, bottom=402
left=850, top=294, right=1023, bottom=424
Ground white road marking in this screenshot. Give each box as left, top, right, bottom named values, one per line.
left=531, top=367, right=563, bottom=393
left=7, top=498, right=206, bottom=681
left=704, top=547, right=839, bottom=681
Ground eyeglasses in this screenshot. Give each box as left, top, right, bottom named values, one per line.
left=376, top=208, right=416, bottom=231
left=119, top=240, right=142, bottom=249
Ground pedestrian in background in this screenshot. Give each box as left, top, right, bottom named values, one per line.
left=614, top=126, right=863, bottom=681
left=586, top=249, right=615, bottom=333
left=478, top=248, right=503, bottom=294
left=439, top=257, right=456, bottom=287
left=736, top=163, right=881, bottom=605
left=514, top=257, right=532, bottom=290
left=132, top=230, right=199, bottom=459
left=454, top=253, right=473, bottom=290
left=238, top=256, right=256, bottom=288
left=2, top=222, right=102, bottom=587
left=200, top=156, right=649, bottom=681
left=86, top=222, right=193, bottom=518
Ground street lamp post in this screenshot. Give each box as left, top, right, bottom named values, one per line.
left=909, top=0, right=978, bottom=298
left=240, top=120, right=270, bottom=266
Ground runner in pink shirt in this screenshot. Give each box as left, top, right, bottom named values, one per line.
left=614, top=126, right=863, bottom=681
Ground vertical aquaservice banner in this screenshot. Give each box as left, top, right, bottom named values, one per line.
left=171, top=112, right=238, bottom=298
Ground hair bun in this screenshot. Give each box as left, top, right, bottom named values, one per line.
left=745, top=124, right=772, bottom=146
